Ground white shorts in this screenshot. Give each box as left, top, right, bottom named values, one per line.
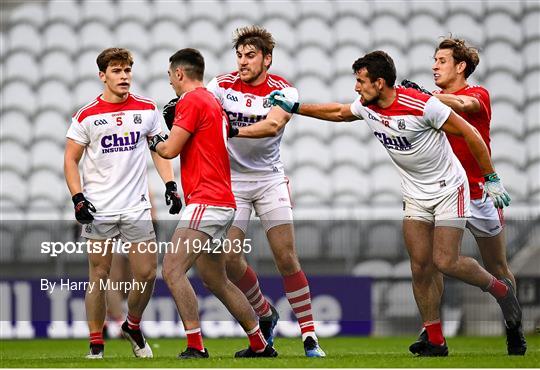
left=81, top=208, right=155, bottom=243
left=403, top=183, right=471, bottom=228
left=466, top=198, right=505, bottom=238
left=177, top=203, right=235, bottom=242
left=232, top=177, right=293, bottom=233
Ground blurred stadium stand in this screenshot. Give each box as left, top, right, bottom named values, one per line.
left=1, top=0, right=539, bottom=336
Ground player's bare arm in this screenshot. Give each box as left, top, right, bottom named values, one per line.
left=237, top=106, right=292, bottom=138
left=64, top=138, right=86, bottom=196
left=435, top=94, right=481, bottom=114
left=269, top=90, right=357, bottom=122
left=149, top=146, right=174, bottom=183
left=440, top=111, right=494, bottom=175
left=149, top=126, right=191, bottom=159
left=299, top=103, right=357, bottom=122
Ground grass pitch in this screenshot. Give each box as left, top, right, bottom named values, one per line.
left=1, top=336, right=538, bottom=368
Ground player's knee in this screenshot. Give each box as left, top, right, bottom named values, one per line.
left=90, top=265, right=111, bottom=281
left=410, top=261, right=434, bottom=280
left=133, top=266, right=156, bottom=283
left=433, top=255, right=455, bottom=275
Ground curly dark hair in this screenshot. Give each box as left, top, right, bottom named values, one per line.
left=352, top=50, right=397, bottom=87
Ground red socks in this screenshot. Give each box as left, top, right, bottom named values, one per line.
left=485, top=276, right=509, bottom=299
left=89, top=331, right=104, bottom=346
left=127, top=313, right=141, bottom=331
left=246, top=325, right=267, bottom=352
left=234, top=266, right=272, bottom=318
left=186, top=328, right=204, bottom=351
left=283, top=270, right=316, bottom=339
left=424, top=320, right=445, bottom=346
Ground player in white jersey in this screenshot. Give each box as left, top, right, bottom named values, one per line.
left=404, top=38, right=526, bottom=356
left=205, top=26, right=325, bottom=357
left=269, top=50, right=521, bottom=357
left=64, top=48, right=181, bottom=359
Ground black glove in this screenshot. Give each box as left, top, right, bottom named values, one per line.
left=148, top=133, right=168, bottom=152
left=401, top=79, right=432, bottom=96
left=228, top=123, right=239, bottom=138
left=72, top=193, right=96, bottom=224
left=163, top=97, right=179, bottom=130
left=165, top=181, right=182, bottom=214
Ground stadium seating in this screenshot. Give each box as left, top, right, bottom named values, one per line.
left=364, top=222, right=404, bottom=260
left=490, top=132, right=526, bottom=168
left=0, top=141, right=30, bottom=176
left=491, top=101, right=525, bottom=137
left=0, top=110, right=33, bottom=145
left=44, top=23, right=78, bottom=55
left=4, top=51, right=39, bottom=85
left=42, top=52, right=76, bottom=82
left=0, top=0, right=538, bottom=272
left=331, top=164, right=369, bottom=205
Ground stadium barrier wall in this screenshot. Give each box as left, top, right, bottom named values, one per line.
left=0, top=277, right=372, bottom=339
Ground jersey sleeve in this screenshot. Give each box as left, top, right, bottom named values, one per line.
left=66, top=117, right=90, bottom=145
left=423, top=96, right=452, bottom=129
left=173, top=95, right=199, bottom=133
left=206, top=77, right=223, bottom=104
left=349, top=97, right=365, bottom=119
left=148, top=107, right=163, bottom=137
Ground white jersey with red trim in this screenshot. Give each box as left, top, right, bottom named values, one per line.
left=350, top=87, right=467, bottom=200
left=66, top=93, right=163, bottom=215
left=206, top=71, right=298, bottom=181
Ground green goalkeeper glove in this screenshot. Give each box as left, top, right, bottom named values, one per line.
left=268, top=90, right=300, bottom=113
left=482, top=173, right=511, bottom=208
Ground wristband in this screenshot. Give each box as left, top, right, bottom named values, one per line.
left=165, top=181, right=177, bottom=191
left=72, top=192, right=85, bottom=205
left=484, top=172, right=500, bottom=182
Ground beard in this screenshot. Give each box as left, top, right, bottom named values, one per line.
left=361, top=96, right=378, bottom=106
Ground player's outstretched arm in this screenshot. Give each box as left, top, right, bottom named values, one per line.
left=441, top=111, right=511, bottom=208
left=268, top=90, right=357, bottom=122
left=434, top=94, right=481, bottom=114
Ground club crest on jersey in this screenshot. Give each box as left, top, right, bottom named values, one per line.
left=374, top=131, right=412, bottom=151
left=133, top=114, right=142, bottom=124
left=263, top=98, right=272, bottom=108
left=397, top=119, right=406, bottom=130
left=101, top=131, right=141, bottom=153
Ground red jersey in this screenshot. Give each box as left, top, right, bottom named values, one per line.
left=441, top=85, right=492, bottom=199
left=173, top=87, right=236, bottom=208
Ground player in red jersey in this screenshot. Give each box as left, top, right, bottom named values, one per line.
left=269, top=50, right=521, bottom=357
left=405, top=38, right=527, bottom=356
left=149, top=48, right=277, bottom=359
left=204, top=25, right=325, bottom=357
left=64, top=48, right=181, bottom=359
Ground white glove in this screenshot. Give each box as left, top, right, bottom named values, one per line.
left=482, top=173, right=511, bottom=209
